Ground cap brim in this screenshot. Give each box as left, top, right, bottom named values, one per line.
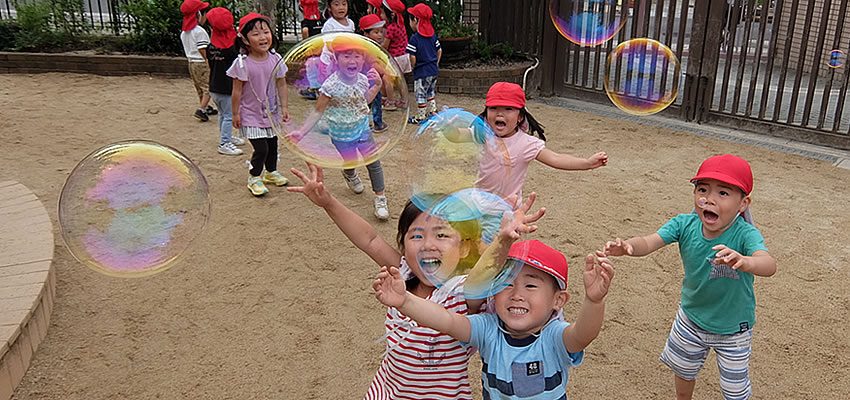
left=690, top=173, right=748, bottom=194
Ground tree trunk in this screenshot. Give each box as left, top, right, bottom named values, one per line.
left=255, top=0, right=276, bottom=26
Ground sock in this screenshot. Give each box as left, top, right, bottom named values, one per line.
left=418, top=103, right=427, bottom=120
left=427, top=97, right=436, bottom=114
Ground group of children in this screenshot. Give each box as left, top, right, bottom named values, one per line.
left=179, top=2, right=777, bottom=399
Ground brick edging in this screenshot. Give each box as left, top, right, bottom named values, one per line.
left=0, top=51, right=189, bottom=77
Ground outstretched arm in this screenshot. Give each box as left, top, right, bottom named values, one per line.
left=603, top=233, right=666, bottom=257
left=288, top=163, right=401, bottom=268
left=711, top=247, right=776, bottom=277
left=536, top=149, right=608, bottom=171
left=562, top=252, right=614, bottom=353
left=374, top=266, right=472, bottom=342
left=288, top=94, right=330, bottom=142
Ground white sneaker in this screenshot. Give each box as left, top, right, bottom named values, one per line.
left=231, top=136, right=246, bottom=146
left=343, top=171, right=364, bottom=194
left=218, top=142, right=243, bottom=155
left=374, top=195, right=389, bottom=220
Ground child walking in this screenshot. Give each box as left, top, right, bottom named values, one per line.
left=180, top=0, right=217, bottom=121
left=367, top=0, right=407, bottom=111
left=288, top=163, right=545, bottom=400
left=289, top=36, right=390, bottom=219
left=227, top=13, right=290, bottom=196
left=374, top=220, right=614, bottom=399
left=406, top=3, right=441, bottom=124
left=205, top=7, right=245, bottom=156
left=603, top=154, right=777, bottom=400
left=359, top=14, right=389, bottom=133
left=317, top=0, right=355, bottom=84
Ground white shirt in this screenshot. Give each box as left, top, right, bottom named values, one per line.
left=319, top=17, right=355, bottom=65
left=180, top=25, right=210, bottom=63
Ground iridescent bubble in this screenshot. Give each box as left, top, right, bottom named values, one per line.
left=402, top=107, right=512, bottom=213
left=549, top=0, right=628, bottom=46
left=603, top=38, right=681, bottom=115
left=415, top=189, right=523, bottom=299
left=827, top=49, right=845, bottom=69
left=58, top=141, right=210, bottom=277
left=271, top=33, right=409, bottom=169
left=698, top=197, right=708, bottom=208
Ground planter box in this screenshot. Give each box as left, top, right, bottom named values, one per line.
left=0, top=52, right=188, bottom=77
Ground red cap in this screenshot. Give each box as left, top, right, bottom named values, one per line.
left=408, top=3, right=434, bottom=37
left=508, top=240, right=568, bottom=290
left=180, top=0, right=209, bottom=31
left=691, top=154, right=754, bottom=195
left=366, top=0, right=382, bottom=10
left=485, top=82, right=526, bottom=109
left=206, top=8, right=237, bottom=49
left=330, top=34, right=367, bottom=53
left=238, top=12, right=271, bottom=35
left=359, top=14, right=386, bottom=31
left=300, top=0, right=320, bottom=21
left=385, top=0, right=406, bottom=26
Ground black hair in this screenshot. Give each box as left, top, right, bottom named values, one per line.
left=480, top=106, right=547, bottom=141
left=237, top=18, right=279, bottom=55
left=381, top=4, right=395, bottom=24
left=396, top=199, right=424, bottom=292
left=323, top=0, right=348, bottom=20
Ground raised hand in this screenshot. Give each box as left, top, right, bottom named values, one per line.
left=373, top=266, right=408, bottom=308
left=603, top=238, right=633, bottom=256
left=498, top=192, right=546, bottom=241
left=587, top=151, right=608, bottom=169
left=583, top=251, right=614, bottom=303
left=287, top=162, right=333, bottom=208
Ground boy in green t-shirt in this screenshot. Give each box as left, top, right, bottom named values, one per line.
left=603, top=154, right=776, bottom=400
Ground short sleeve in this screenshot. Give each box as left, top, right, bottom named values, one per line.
left=740, top=223, right=768, bottom=256
left=464, top=312, right=495, bottom=351
left=194, top=27, right=210, bottom=49
left=523, top=135, right=545, bottom=162
left=406, top=36, right=418, bottom=55
left=274, top=54, right=287, bottom=77
left=544, top=320, right=583, bottom=368
left=434, top=38, right=441, bottom=49
left=657, top=214, right=686, bottom=244
left=226, top=57, right=247, bottom=81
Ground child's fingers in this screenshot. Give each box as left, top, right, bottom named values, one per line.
left=290, top=167, right=308, bottom=183
left=525, top=207, right=546, bottom=224
left=584, top=254, right=595, bottom=271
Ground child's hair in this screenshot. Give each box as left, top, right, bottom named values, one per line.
left=237, top=18, right=279, bottom=55
left=396, top=196, right=483, bottom=292
left=479, top=107, right=547, bottom=141
left=323, top=0, right=348, bottom=20
left=381, top=4, right=395, bottom=25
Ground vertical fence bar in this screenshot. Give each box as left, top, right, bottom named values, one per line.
left=718, top=0, right=740, bottom=112
left=773, top=0, right=800, bottom=122
left=731, top=0, right=755, bottom=114
left=659, top=0, right=678, bottom=97
left=745, top=0, right=770, bottom=115
left=786, top=0, right=816, bottom=124
left=758, top=0, right=783, bottom=119
left=801, top=0, right=832, bottom=126
left=819, top=0, right=848, bottom=130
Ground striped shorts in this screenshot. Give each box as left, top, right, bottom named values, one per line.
left=659, top=306, right=753, bottom=400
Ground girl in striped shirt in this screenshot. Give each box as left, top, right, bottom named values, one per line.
left=288, top=163, right=506, bottom=399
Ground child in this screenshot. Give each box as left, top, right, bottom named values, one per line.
left=227, top=13, right=290, bottom=196
left=603, top=154, right=777, bottom=400
left=359, top=14, right=389, bottom=133
left=317, top=0, right=355, bottom=84
left=406, top=3, right=441, bottom=124
left=367, top=0, right=408, bottom=111
left=298, top=0, right=323, bottom=100
left=205, top=7, right=245, bottom=156
left=288, top=36, right=390, bottom=220
left=180, top=0, right=217, bottom=121
left=288, top=163, right=545, bottom=400
left=374, top=232, right=614, bottom=399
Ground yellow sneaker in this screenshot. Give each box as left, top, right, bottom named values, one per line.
left=248, top=176, right=269, bottom=196
left=262, top=170, right=289, bottom=186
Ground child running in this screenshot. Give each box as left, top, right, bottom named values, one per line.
left=374, top=224, right=614, bottom=399
left=287, top=163, right=544, bottom=400
left=367, top=0, right=407, bottom=111
left=406, top=3, right=441, bottom=124
left=289, top=36, right=390, bottom=220
left=603, top=154, right=776, bottom=400
left=180, top=0, right=217, bottom=121
left=227, top=13, right=290, bottom=196
left=205, top=7, right=245, bottom=156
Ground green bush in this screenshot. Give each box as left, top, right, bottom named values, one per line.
left=122, top=0, right=184, bottom=55
left=0, top=19, right=22, bottom=50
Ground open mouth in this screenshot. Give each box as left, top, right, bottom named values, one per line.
left=419, top=257, right=442, bottom=274
left=507, top=306, right=528, bottom=315
left=494, top=120, right=507, bottom=129
left=702, top=210, right=719, bottom=223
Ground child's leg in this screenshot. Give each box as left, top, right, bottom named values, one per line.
left=263, top=136, right=279, bottom=173
left=674, top=376, right=696, bottom=400
left=412, top=78, right=427, bottom=122
left=370, top=91, right=384, bottom=128
left=197, top=63, right=212, bottom=110
left=714, top=329, right=753, bottom=400
left=365, top=160, right=384, bottom=195
left=425, top=75, right=437, bottom=114
left=659, top=307, right=710, bottom=400
left=210, top=93, right=233, bottom=145
left=249, top=137, right=269, bottom=177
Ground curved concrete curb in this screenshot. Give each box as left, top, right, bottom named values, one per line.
left=0, top=181, right=55, bottom=400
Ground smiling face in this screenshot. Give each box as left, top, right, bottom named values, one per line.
left=329, top=0, right=348, bottom=20
left=693, top=178, right=751, bottom=239
left=493, top=264, right=568, bottom=338
left=335, top=49, right=365, bottom=81
left=402, top=213, right=469, bottom=288
left=243, top=19, right=273, bottom=55
left=486, top=106, right=523, bottom=137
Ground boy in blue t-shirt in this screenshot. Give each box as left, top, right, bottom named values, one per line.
left=374, top=198, right=615, bottom=399
left=405, top=3, right=441, bottom=124
left=604, top=154, right=777, bottom=400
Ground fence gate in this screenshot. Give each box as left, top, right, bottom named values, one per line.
left=480, top=0, right=850, bottom=150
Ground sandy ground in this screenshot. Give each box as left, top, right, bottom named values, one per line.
left=2, top=73, right=849, bottom=399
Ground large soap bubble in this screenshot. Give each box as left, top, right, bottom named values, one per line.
left=271, top=33, right=409, bottom=169
left=58, top=141, right=210, bottom=277
left=549, top=0, right=628, bottom=46
left=603, top=38, right=681, bottom=115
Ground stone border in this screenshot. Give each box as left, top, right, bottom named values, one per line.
left=405, top=62, right=533, bottom=95
left=0, top=181, right=55, bottom=400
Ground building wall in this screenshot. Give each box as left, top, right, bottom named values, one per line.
left=773, top=0, right=850, bottom=78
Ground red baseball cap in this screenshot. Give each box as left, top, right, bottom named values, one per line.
left=330, top=34, right=367, bottom=53
left=300, top=0, right=320, bottom=20
left=359, top=14, right=386, bottom=31
left=238, top=12, right=271, bottom=34
left=180, top=0, right=208, bottom=15
left=408, top=3, right=435, bottom=37
left=485, top=82, right=526, bottom=109
left=691, top=154, right=753, bottom=195
left=508, top=240, right=568, bottom=290
left=207, top=8, right=237, bottom=49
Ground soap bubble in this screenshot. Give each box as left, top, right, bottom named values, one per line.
left=271, top=33, right=409, bottom=169
left=549, top=0, right=628, bottom=46
left=58, top=141, right=210, bottom=277
left=604, top=38, right=681, bottom=115
left=827, top=49, right=845, bottom=69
